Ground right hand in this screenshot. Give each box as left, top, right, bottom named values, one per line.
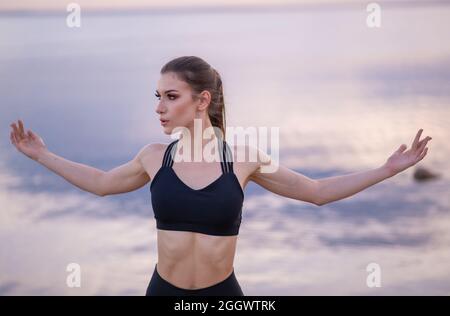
left=10, top=119, right=48, bottom=161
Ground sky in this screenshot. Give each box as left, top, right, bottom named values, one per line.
left=0, top=0, right=431, bottom=12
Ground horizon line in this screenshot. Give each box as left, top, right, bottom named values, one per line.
left=1, top=0, right=449, bottom=16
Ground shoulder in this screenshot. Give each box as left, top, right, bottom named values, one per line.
left=229, top=143, right=271, bottom=163
left=228, top=142, right=272, bottom=174
left=136, top=142, right=172, bottom=161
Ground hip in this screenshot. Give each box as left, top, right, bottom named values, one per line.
left=146, top=263, right=244, bottom=296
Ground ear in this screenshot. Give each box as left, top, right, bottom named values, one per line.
left=196, top=90, right=211, bottom=111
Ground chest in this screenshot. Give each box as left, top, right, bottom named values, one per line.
left=150, top=166, right=244, bottom=235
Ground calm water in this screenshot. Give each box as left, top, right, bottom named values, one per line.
left=1, top=5, right=450, bottom=295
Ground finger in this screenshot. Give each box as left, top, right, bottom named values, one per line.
left=11, top=129, right=19, bottom=145
left=11, top=122, right=24, bottom=141
left=412, top=129, right=423, bottom=150
left=417, top=136, right=431, bottom=147
left=416, top=137, right=431, bottom=155
left=27, top=130, right=36, bottom=141
left=10, top=131, right=16, bottom=145
left=417, top=147, right=428, bottom=162
left=18, top=119, right=25, bottom=137
left=396, top=143, right=407, bottom=154
left=10, top=122, right=19, bottom=138
left=28, top=129, right=37, bottom=140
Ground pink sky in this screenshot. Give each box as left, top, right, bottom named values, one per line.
left=0, top=0, right=372, bottom=12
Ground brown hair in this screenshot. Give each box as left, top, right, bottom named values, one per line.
left=160, top=56, right=226, bottom=139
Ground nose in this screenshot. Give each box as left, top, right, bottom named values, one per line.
left=155, top=101, right=165, bottom=115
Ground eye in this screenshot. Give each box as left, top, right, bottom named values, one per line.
left=154, top=93, right=176, bottom=100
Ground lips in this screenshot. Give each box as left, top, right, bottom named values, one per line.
left=160, top=119, right=169, bottom=125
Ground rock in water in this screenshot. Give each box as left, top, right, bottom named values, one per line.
left=413, top=166, right=441, bottom=182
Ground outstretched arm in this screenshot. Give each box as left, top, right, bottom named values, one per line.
left=315, top=129, right=431, bottom=205
left=248, top=129, right=431, bottom=206
left=10, top=119, right=152, bottom=197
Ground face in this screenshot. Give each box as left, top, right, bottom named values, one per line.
left=155, top=72, right=206, bottom=135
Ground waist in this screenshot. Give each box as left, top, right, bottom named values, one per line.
left=156, top=229, right=237, bottom=267
left=155, top=260, right=236, bottom=290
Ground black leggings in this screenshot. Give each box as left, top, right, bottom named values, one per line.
left=146, top=264, right=244, bottom=296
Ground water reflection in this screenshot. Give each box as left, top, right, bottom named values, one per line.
left=1, top=5, right=449, bottom=295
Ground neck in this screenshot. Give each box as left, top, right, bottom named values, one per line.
left=176, top=118, right=222, bottom=162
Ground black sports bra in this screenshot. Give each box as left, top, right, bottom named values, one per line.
left=150, top=137, right=244, bottom=236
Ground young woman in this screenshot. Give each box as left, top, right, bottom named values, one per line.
left=9, top=56, right=431, bottom=296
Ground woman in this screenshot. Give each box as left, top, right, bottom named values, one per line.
left=9, top=56, right=431, bottom=296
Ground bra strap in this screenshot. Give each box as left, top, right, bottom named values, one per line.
left=163, top=138, right=233, bottom=173
left=220, top=140, right=234, bottom=174
left=162, top=139, right=179, bottom=167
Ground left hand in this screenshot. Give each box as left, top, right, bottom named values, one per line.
left=383, top=129, right=431, bottom=176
